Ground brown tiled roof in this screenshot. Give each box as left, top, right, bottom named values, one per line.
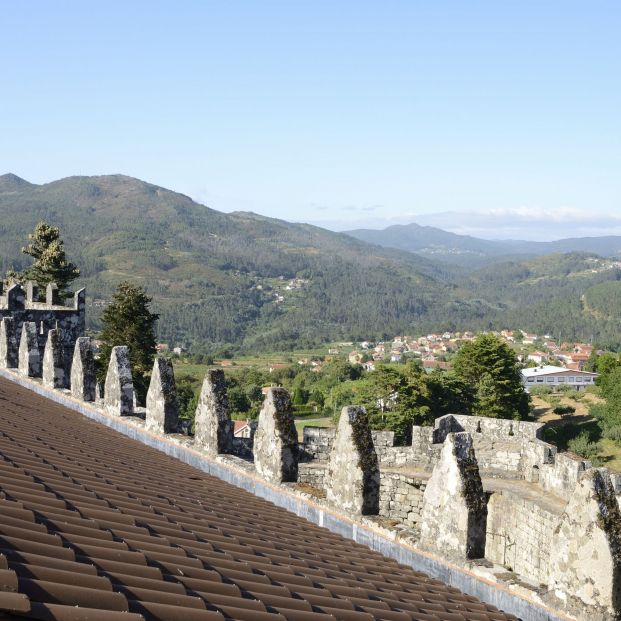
left=0, top=377, right=516, bottom=621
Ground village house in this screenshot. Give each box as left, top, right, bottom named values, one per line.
left=521, top=332, right=538, bottom=345
left=348, top=351, right=364, bottom=365
left=422, top=359, right=449, bottom=371
left=570, top=352, right=590, bottom=369
left=233, top=419, right=253, bottom=438
left=527, top=351, right=548, bottom=364
left=500, top=329, right=515, bottom=342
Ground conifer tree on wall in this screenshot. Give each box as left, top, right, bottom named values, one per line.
left=97, top=281, right=159, bottom=403
left=12, top=222, right=80, bottom=295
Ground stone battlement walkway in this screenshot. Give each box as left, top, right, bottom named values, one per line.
left=382, top=466, right=566, bottom=515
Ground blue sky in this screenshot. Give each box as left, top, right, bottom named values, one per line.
left=1, top=1, right=619, bottom=240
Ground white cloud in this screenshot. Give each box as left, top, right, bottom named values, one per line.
left=410, top=207, right=621, bottom=240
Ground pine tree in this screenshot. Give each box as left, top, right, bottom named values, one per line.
left=453, top=334, right=530, bottom=420
left=20, top=222, right=80, bottom=294
left=98, top=282, right=159, bottom=403
left=474, top=373, right=505, bottom=418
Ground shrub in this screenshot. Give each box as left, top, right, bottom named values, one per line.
left=603, top=425, right=621, bottom=443
left=589, top=403, right=607, bottom=421
left=529, top=386, right=553, bottom=396
left=567, top=433, right=601, bottom=461
left=553, top=405, right=576, bottom=417
left=566, top=390, right=584, bottom=402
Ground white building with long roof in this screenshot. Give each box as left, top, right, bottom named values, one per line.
left=521, top=365, right=598, bottom=392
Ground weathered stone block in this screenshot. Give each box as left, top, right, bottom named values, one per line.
left=42, top=328, right=65, bottom=388
left=146, top=358, right=179, bottom=434
left=18, top=321, right=40, bottom=377
left=326, top=406, right=379, bottom=515
left=7, top=284, right=25, bottom=310
left=104, top=346, right=134, bottom=416
left=548, top=468, right=621, bottom=619
left=46, top=282, right=61, bottom=306
left=194, top=369, right=233, bottom=455
left=70, top=337, right=96, bottom=401
left=25, top=281, right=38, bottom=304
left=419, top=432, right=487, bottom=559
left=253, top=387, right=298, bottom=483
left=0, top=317, right=17, bottom=368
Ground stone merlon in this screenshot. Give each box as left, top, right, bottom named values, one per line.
left=253, top=387, right=298, bottom=483
left=419, top=431, right=487, bottom=559
left=194, top=369, right=233, bottom=455
left=145, top=357, right=179, bottom=435
left=326, top=405, right=379, bottom=515
left=104, top=346, right=134, bottom=417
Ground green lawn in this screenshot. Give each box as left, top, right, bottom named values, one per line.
left=295, top=417, right=334, bottom=440
left=597, top=439, right=621, bottom=472
left=172, top=346, right=348, bottom=382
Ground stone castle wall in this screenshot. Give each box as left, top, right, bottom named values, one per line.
left=379, top=471, right=427, bottom=527
left=0, top=282, right=85, bottom=356
left=485, top=490, right=560, bottom=584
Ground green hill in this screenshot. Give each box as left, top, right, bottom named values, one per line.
left=463, top=253, right=621, bottom=347
left=0, top=174, right=479, bottom=350
left=345, top=222, right=621, bottom=266
left=2, top=173, right=620, bottom=351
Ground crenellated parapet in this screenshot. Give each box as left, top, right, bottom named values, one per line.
left=70, top=337, right=96, bottom=401
left=0, top=282, right=85, bottom=358
left=547, top=468, right=621, bottom=619
left=18, top=321, right=40, bottom=378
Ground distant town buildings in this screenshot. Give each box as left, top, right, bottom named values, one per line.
left=346, top=327, right=600, bottom=379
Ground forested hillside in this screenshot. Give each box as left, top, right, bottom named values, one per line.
left=345, top=222, right=621, bottom=266
left=2, top=173, right=620, bottom=351
left=463, top=254, right=621, bottom=348
left=0, top=174, right=482, bottom=349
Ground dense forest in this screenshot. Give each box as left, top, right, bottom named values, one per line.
left=2, top=173, right=621, bottom=352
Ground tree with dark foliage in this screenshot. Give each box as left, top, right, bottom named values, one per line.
left=453, top=334, right=530, bottom=420
left=98, top=282, right=159, bottom=403
left=21, top=222, right=80, bottom=294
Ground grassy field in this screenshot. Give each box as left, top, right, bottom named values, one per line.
left=294, top=417, right=334, bottom=440
left=597, top=439, right=621, bottom=472
left=530, top=393, right=597, bottom=422
left=172, top=346, right=347, bottom=381
left=531, top=392, right=621, bottom=472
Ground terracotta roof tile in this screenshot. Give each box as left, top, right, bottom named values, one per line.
left=0, top=377, right=518, bottom=621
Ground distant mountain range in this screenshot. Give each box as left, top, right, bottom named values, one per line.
left=1, top=172, right=621, bottom=350
left=344, top=222, right=621, bottom=266
left=0, top=173, right=462, bottom=349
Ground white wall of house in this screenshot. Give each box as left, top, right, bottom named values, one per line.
left=521, top=366, right=598, bottom=392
